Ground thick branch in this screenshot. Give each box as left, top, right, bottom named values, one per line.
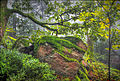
left=8, top=9, right=57, bottom=31
left=8, top=9, right=84, bottom=31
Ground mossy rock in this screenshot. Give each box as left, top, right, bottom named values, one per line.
left=61, top=36, right=87, bottom=50
left=34, top=36, right=87, bottom=78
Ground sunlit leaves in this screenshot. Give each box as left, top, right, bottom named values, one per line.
left=99, top=22, right=105, bottom=29
left=90, top=18, right=95, bottom=22
left=112, top=45, right=120, bottom=50
left=8, top=36, right=16, bottom=41
left=91, top=12, right=99, bottom=17
left=106, top=45, right=120, bottom=50
left=79, top=12, right=86, bottom=21
left=105, top=34, right=109, bottom=39
left=43, top=0, right=119, bottom=43
left=85, top=12, right=90, bottom=17
left=6, top=28, right=16, bottom=32
left=105, top=18, right=109, bottom=23
left=105, top=24, right=110, bottom=28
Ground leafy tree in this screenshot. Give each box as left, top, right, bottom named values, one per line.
left=0, top=0, right=120, bottom=80
left=0, top=0, right=54, bottom=43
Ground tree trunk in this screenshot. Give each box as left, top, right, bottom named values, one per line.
left=0, top=0, right=9, bottom=42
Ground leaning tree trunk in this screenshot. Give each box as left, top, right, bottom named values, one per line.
left=0, top=0, right=9, bottom=42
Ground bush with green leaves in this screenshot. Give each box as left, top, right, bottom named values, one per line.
left=0, top=48, right=56, bottom=81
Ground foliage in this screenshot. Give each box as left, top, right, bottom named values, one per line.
left=0, top=0, right=120, bottom=81
left=82, top=52, right=120, bottom=81
left=0, top=27, right=16, bottom=49
left=55, top=74, right=74, bottom=81
left=0, top=48, right=56, bottom=81
left=89, top=61, right=120, bottom=81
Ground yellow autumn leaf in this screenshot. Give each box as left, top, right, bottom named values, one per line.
left=105, top=34, right=109, bottom=39
left=112, top=45, right=120, bottom=48
left=8, top=36, right=16, bottom=41
left=101, top=26, right=106, bottom=29
left=90, top=18, right=95, bottom=22
left=118, top=30, right=120, bottom=33
left=91, top=12, right=98, bottom=16
left=105, top=18, right=109, bottom=23
left=6, top=29, right=16, bottom=32
left=112, top=45, right=120, bottom=50
left=105, top=48, right=109, bottom=50
left=100, top=22, right=106, bottom=29
left=99, top=22, right=104, bottom=25
left=105, top=24, right=110, bottom=28
left=80, top=13, right=85, bottom=17
left=6, top=29, right=10, bottom=32
left=98, top=33, right=104, bottom=37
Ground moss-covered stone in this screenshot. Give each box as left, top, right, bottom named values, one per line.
left=34, top=36, right=85, bottom=54
left=34, top=35, right=89, bottom=80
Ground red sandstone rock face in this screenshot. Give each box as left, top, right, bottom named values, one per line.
left=46, top=53, right=80, bottom=76
left=37, top=40, right=86, bottom=77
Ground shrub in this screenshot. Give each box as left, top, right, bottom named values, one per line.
left=0, top=48, right=56, bottom=81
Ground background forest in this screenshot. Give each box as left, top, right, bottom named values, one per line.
left=0, top=0, right=120, bottom=81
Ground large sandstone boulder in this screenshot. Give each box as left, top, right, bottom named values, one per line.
left=35, top=36, right=87, bottom=77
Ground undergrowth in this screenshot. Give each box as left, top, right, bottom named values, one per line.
left=0, top=48, right=56, bottom=81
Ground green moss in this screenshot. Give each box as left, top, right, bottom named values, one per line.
left=56, top=51, right=79, bottom=63
left=75, top=75, right=81, bottom=81
left=61, top=36, right=87, bottom=47
left=61, top=36, right=82, bottom=44
left=34, top=36, right=85, bottom=54
left=79, top=70, right=90, bottom=81
left=56, top=51, right=89, bottom=80
left=33, top=36, right=89, bottom=80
